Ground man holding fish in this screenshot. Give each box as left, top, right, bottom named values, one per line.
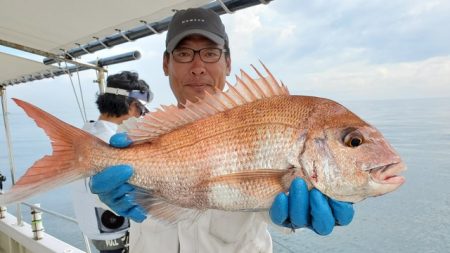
left=6, top=6, right=404, bottom=253
left=90, top=8, right=354, bottom=252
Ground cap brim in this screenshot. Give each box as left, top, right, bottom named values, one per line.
left=137, top=99, right=150, bottom=113
left=137, top=99, right=147, bottom=106
left=143, top=104, right=150, bottom=113
left=166, top=29, right=225, bottom=52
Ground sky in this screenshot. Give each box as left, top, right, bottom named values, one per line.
left=2, top=0, right=450, bottom=123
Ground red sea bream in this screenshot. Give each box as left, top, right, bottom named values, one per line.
left=0, top=64, right=406, bottom=222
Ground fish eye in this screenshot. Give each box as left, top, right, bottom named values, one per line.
left=349, top=137, right=363, bottom=147
left=343, top=130, right=364, bottom=148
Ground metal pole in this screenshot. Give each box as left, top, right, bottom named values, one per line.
left=21, top=202, right=78, bottom=224
left=2, top=50, right=140, bottom=86
left=0, top=39, right=103, bottom=71
left=82, top=234, right=93, bottom=253
left=0, top=87, right=23, bottom=225
left=96, top=68, right=106, bottom=94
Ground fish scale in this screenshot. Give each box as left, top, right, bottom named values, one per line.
left=118, top=100, right=296, bottom=209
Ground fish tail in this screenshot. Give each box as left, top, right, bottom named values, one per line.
left=0, top=98, right=99, bottom=205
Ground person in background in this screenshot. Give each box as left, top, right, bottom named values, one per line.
left=72, top=71, right=152, bottom=253
left=90, top=8, right=354, bottom=253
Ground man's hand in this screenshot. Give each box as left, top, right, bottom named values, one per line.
left=269, top=178, right=354, bottom=235
left=90, top=133, right=147, bottom=222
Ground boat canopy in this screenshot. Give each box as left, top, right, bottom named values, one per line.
left=0, top=0, right=273, bottom=87
left=0, top=52, right=61, bottom=85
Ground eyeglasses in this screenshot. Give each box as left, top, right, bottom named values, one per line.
left=134, top=102, right=148, bottom=116
left=128, top=90, right=153, bottom=104
left=171, top=47, right=227, bottom=63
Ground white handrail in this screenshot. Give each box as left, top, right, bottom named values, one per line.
left=21, top=202, right=78, bottom=224
left=21, top=202, right=92, bottom=253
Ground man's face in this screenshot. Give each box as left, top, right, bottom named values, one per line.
left=163, top=35, right=231, bottom=105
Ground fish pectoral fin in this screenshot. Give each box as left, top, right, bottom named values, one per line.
left=199, top=169, right=288, bottom=207
left=133, top=186, right=202, bottom=224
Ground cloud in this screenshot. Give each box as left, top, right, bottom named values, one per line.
left=219, top=0, right=450, bottom=101
left=228, top=0, right=450, bottom=62
left=4, top=0, right=450, bottom=114
left=284, top=55, right=450, bottom=101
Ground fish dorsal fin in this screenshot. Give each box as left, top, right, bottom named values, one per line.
left=123, top=62, right=289, bottom=143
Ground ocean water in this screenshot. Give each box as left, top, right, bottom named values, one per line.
left=1, top=97, right=449, bottom=252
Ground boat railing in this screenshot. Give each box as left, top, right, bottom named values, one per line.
left=6, top=201, right=93, bottom=252
left=21, top=202, right=92, bottom=253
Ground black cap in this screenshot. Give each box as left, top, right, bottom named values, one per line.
left=166, top=8, right=229, bottom=52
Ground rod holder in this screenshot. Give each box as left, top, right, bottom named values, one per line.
left=0, top=172, right=6, bottom=219
left=0, top=202, right=6, bottom=219
left=31, top=204, right=44, bottom=240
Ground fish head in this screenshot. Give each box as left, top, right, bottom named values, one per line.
left=299, top=102, right=406, bottom=203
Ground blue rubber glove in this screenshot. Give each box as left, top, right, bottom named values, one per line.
left=269, top=177, right=354, bottom=235
left=90, top=133, right=147, bottom=222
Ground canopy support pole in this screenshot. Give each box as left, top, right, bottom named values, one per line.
left=96, top=68, right=106, bottom=94
left=0, top=39, right=104, bottom=72
left=216, top=0, right=234, bottom=14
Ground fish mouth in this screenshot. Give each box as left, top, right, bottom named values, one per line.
left=369, top=162, right=406, bottom=185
